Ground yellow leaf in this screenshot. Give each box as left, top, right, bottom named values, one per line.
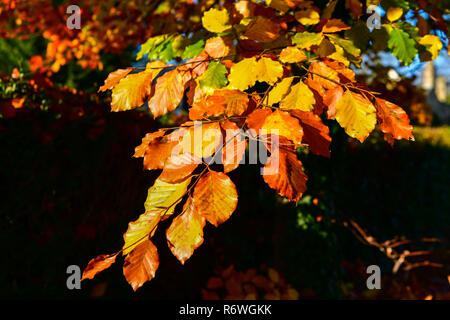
left=279, top=47, right=307, bottom=63
left=166, top=198, right=206, bottom=264
left=228, top=57, right=258, bottom=90
left=180, top=122, right=222, bottom=158
left=334, top=90, right=376, bottom=142
left=144, top=177, right=191, bottom=214
left=292, top=32, right=324, bottom=50
left=122, top=210, right=161, bottom=255
left=280, top=81, right=315, bottom=112
left=111, top=70, right=153, bottom=112
left=295, top=8, right=320, bottom=25
left=255, top=57, right=284, bottom=85
left=202, top=8, right=231, bottom=33
left=261, top=110, right=304, bottom=145
left=419, top=35, right=443, bottom=60
left=267, top=77, right=294, bottom=105
left=122, top=177, right=192, bottom=255
left=386, top=7, right=403, bottom=22
left=328, top=44, right=350, bottom=66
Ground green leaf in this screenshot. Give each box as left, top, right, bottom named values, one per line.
left=136, top=35, right=177, bottom=62
left=182, top=39, right=205, bottom=59
left=386, top=25, right=418, bottom=65
left=198, top=61, right=228, bottom=94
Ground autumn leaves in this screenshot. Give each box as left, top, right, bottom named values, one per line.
left=83, top=1, right=417, bottom=291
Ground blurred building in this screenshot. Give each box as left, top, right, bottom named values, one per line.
left=421, top=62, right=450, bottom=124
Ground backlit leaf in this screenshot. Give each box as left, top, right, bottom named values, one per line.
left=221, top=120, right=247, bottom=173
left=375, top=98, right=414, bottom=141
left=291, top=110, right=331, bottom=157
left=292, top=32, right=323, bottom=49
left=180, top=122, right=222, bottom=158
left=255, top=57, right=284, bottom=85
left=263, top=136, right=308, bottom=203
left=122, top=210, right=161, bottom=255
left=148, top=68, right=185, bottom=118
left=228, top=57, right=258, bottom=90
left=111, top=70, right=153, bottom=112
left=82, top=253, right=119, bottom=281
left=261, top=110, right=304, bottom=145
left=267, top=77, right=294, bottom=105
left=280, top=81, right=315, bottom=112
left=99, top=68, right=133, bottom=92
left=193, top=171, right=238, bottom=227
left=159, top=153, right=200, bottom=183
left=334, top=90, right=377, bottom=142
left=166, top=198, right=206, bottom=264
left=198, top=61, right=228, bottom=94
left=123, top=239, right=159, bottom=291
left=279, top=47, right=307, bottom=64
left=202, top=8, right=231, bottom=33
left=386, top=25, right=418, bottom=65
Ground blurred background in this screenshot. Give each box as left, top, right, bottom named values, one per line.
left=0, top=0, right=449, bottom=300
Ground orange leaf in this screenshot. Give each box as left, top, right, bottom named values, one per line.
left=322, top=19, right=351, bottom=33
left=205, top=36, right=233, bottom=59
left=11, top=97, right=25, bottom=109
left=263, top=136, right=308, bottom=202
left=323, top=85, right=344, bottom=119
left=166, top=198, right=206, bottom=264
left=221, top=120, right=247, bottom=173
left=134, top=129, right=184, bottom=170
left=123, top=239, right=159, bottom=291
left=159, top=153, right=200, bottom=183
left=98, top=68, right=133, bottom=92
left=81, top=253, right=119, bottom=281
left=148, top=69, right=185, bottom=118
left=246, top=108, right=273, bottom=133
left=133, top=130, right=167, bottom=158
left=189, top=90, right=248, bottom=120
left=193, top=171, right=238, bottom=226
left=375, top=98, right=414, bottom=141
left=291, top=110, right=331, bottom=157
left=309, top=62, right=340, bottom=89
